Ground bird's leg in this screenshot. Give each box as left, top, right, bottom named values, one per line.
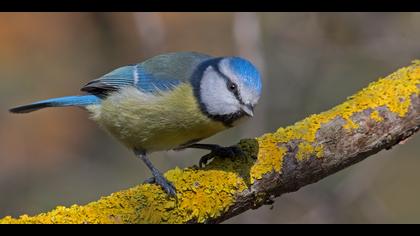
left=185, top=144, right=245, bottom=168
left=134, top=149, right=177, bottom=197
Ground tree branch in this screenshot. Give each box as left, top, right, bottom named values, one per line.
left=1, top=61, right=419, bottom=224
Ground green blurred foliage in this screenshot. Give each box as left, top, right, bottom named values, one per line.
left=0, top=12, right=419, bottom=223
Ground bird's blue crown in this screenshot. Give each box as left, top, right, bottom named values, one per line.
left=227, top=57, right=262, bottom=95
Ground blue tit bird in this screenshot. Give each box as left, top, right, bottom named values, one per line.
left=9, top=52, right=262, bottom=197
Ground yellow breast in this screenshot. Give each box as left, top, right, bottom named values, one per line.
left=86, top=84, right=227, bottom=152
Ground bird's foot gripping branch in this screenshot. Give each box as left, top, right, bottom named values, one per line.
left=1, top=61, right=419, bottom=224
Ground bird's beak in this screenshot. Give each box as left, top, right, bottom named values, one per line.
left=241, top=104, right=254, bottom=117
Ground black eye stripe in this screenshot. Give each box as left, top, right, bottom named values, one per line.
left=227, top=80, right=235, bottom=90
left=212, top=65, right=244, bottom=105
left=227, top=80, right=239, bottom=95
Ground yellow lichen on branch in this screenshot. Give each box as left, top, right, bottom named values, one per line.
left=250, top=60, right=420, bottom=182
left=1, top=168, right=248, bottom=224
left=1, top=61, right=419, bottom=224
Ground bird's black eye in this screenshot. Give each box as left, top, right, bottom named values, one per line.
left=228, top=82, right=237, bottom=92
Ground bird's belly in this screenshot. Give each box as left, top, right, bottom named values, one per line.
left=134, top=122, right=223, bottom=152
left=87, top=85, right=226, bottom=152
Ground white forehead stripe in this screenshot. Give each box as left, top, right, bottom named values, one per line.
left=218, top=58, right=240, bottom=84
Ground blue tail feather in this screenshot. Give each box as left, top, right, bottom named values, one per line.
left=9, top=95, right=101, bottom=113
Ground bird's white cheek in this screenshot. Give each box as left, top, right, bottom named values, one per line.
left=200, top=66, right=240, bottom=116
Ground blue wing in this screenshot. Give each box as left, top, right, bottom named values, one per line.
left=81, top=52, right=212, bottom=96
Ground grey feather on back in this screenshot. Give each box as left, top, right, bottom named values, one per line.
left=81, top=52, right=212, bottom=96
left=139, top=52, right=212, bottom=82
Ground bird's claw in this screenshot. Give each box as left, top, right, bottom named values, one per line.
left=199, top=145, right=245, bottom=168
left=144, top=172, right=177, bottom=198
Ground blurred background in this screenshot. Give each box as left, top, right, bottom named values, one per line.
left=1, top=12, right=419, bottom=223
